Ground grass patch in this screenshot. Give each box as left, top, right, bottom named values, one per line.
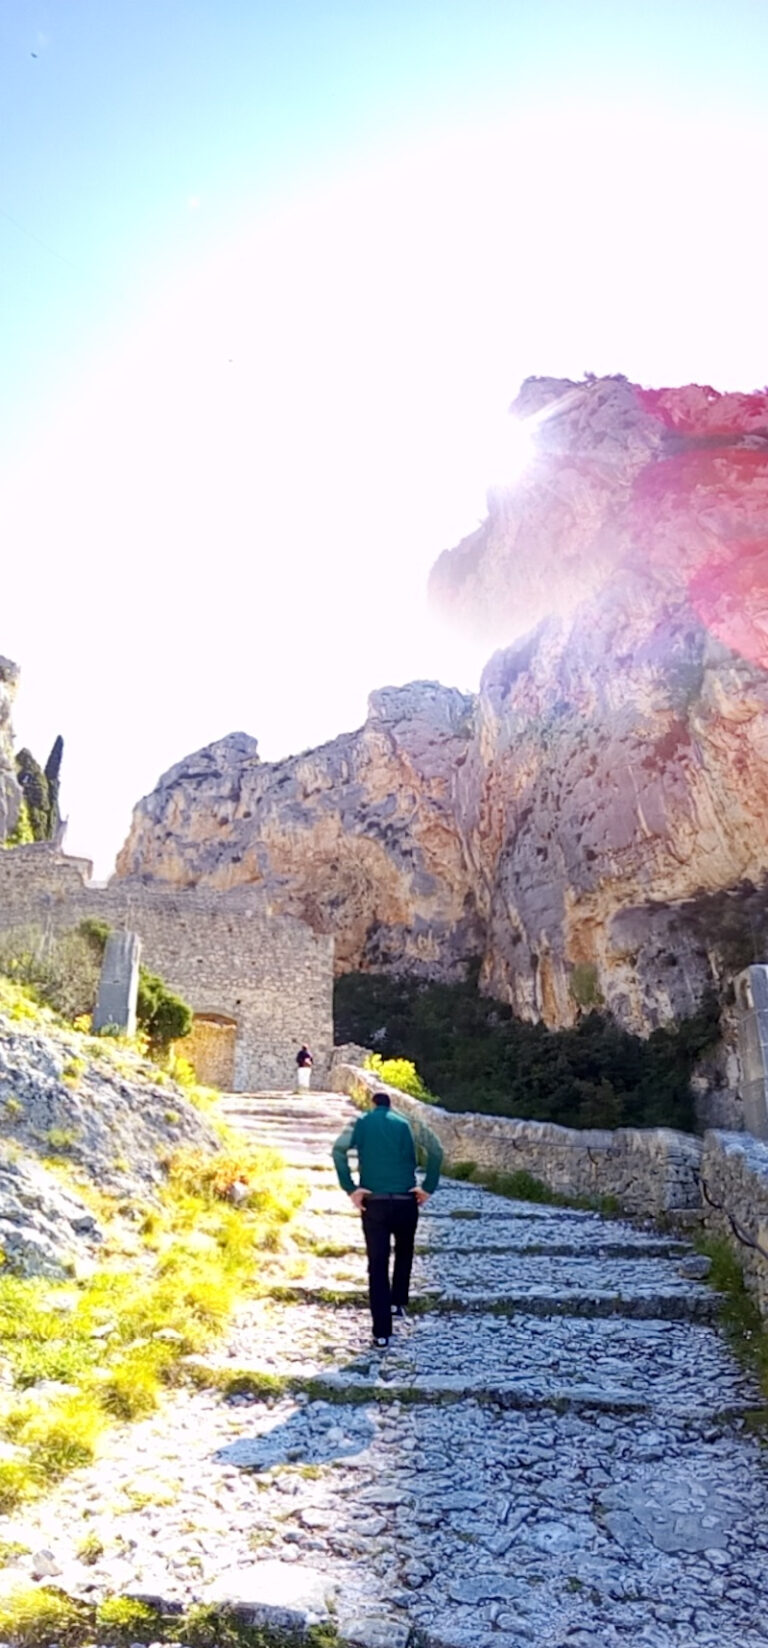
left=698, top=1234, right=768, bottom=1400
left=447, top=1160, right=620, bottom=1216
left=0, top=976, right=307, bottom=1512
left=221, top=1371, right=290, bottom=1401
left=0, top=1136, right=303, bottom=1511
left=0, top=1589, right=341, bottom=1648
left=0, top=1537, right=29, bottom=1566
left=76, top=1531, right=104, bottom=1565
left=294, top=1237, right=357, bottom=1258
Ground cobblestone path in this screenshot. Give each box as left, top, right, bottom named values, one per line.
left=3, top=1091, right=768, bottom=1648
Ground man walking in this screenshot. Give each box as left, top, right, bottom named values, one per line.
left=332, top=1091, right=443, bottom=1347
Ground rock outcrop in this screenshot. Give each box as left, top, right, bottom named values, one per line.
left=117, top=377, right=768, bottom=1041
left=464, top=595, right=768, bottom=1032
left=0, top=656, right=21, bottom=841
left=431, top=377, right=768, bottom=1031
left=117, top=686, right=482, bottom=978
left=0, top=996, right=221, bottom=1276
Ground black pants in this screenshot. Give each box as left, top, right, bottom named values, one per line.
left=361, top=1194, right=419, bottom=1339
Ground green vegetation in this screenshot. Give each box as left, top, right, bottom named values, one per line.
left=0, top=978, right=303, bottom=1513
left=4, top=798, right=35, bottom=846
left=698, top=1234, right=768, bottom=1400
left=335, top=968, right=720, bottom=1131
left=136, top=965, right=193, bottom=1051
left=0, top=923, right=191, bottom=1055
left=449, top=1159, right=619, bottom=1215
left=14, top=750, right=52, bottom=841
left=569, top=961, right=603, bottom=1010
left=0, top=1586, right=90, bottom=1647
left=79, top=920, right=193, bottom=1051
left=5, top=738, right=64, bottom=844
left=0, top=1130, right=301, bottom=1509
left=362, top=1052, right=437, bottom=1102
left=0, top=925, right=102, bottom=1021
left=76, top=1531, right=104, bottom=1565
left=0, top=1589, right=341, bottom=1648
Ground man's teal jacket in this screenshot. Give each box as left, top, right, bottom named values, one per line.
left=332, top=1103, right=443, bottom=1196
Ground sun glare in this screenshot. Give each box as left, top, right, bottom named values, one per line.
left=484, top=413, right=537, bottom=491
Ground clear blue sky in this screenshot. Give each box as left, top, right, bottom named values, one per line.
left=2, top=0, right=768, bottom=873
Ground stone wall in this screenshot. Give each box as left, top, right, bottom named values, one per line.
left=700, top=1131, right=768, bottom=1317
left=182, top=1016, right=237, bottom=1090
left=329, top=1054, right=702, bottom=1217
left=331, top=1053, right=768, bottom=1319
left=0, top=847, right=333, bottom=1091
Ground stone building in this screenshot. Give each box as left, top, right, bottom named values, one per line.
left=0, top=846, right=333, bottom=1090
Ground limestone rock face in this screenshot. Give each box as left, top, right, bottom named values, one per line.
left=465, top=598, right=768, bottom=1031
left=433, top=376, right=768, bottom=1031
left=118, top=377, right=768, bottom=1036
left=117, top=684, right=482, bottom=977
left=0, top=657, right=21, bottom=841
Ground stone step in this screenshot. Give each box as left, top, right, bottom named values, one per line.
left=264, top=1280, right=720, bottom=1323
left=293, top=1212, right=688, bottom=1261
left=295, top=1235, right=691, bottom=1261
left=300, top=1189, right=640, bottom=1221
left=241, top=1368, right=757, bottom=1421
left=281, top=1247, right=713, bottom=1305
left=213, top=1299, right=757, bottom=1411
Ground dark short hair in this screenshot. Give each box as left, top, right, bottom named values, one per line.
left=372, top=1091, right=391, bottom=1107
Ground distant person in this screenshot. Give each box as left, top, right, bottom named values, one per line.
left=295, top=1044, right=313, bottom=1092
left=331, top=1091, right=443, bottom=1348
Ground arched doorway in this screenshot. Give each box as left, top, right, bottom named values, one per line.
left=182, top=1012, right=238, bottom=1090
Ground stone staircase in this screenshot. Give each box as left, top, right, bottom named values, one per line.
left=2, top=1090, right=767, bottom=1648
left=207, top=1091, right=768, bottom=1647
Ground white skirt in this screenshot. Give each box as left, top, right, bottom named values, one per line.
left=297, top=1065, right=311, bottom=1091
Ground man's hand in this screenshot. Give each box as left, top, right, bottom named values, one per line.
left=412, top=1187, right=430, bottom=1206
left=349, top=1188, right=371, bottom=1212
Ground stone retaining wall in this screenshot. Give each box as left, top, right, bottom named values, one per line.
left=331, top=1054, right=768, bottom=1318
left=700, top=1131, right=768, bottom=1317
left=329, top=1056, right=702, bottom=1217
left=0, top=847, right=334, bottom=1091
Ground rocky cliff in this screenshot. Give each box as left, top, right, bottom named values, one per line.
left=0, top=656, right=21, bottom=841
left=431, top=376, right=768, bottom=1030
left=116, top=691, right=483, bottom=978
left=117, top=377, right=768, bottom=1041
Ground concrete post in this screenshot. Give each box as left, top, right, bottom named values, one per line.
left=736, top=965, right=768, bottom=1140
left=93, top=930, right=141, bottom=1036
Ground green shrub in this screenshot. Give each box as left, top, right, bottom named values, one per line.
left=335, top=970, right=720, bottom=1132
left=136, top=966, right=193, bottom=1051
left=98, top=1359, right=161, bottom=1420
left=363, top=1053, right=437, bottom=1102
left=0, top=1459, right=35, bottom=1513
left=14, top=750, right=51, bottom=841
left=3, top=798, right=34, bottom=846
left=78, top=917, right=112, bottom=957
left=0, top=1586, right=89, bottom=1647
left=95, top=1596, right=162, bottom=1640
left=697, top=1234, right=768, bottom=1393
